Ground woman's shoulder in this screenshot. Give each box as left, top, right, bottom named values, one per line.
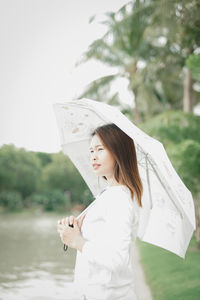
left=100, top=185, right=133, bottom=207
left=104, top=184, right=131, bottom=195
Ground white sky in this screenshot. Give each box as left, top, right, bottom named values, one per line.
left=0, top=0, right=133, bottom=153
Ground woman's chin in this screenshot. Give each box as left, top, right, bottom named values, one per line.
left=93, top=170, right=105, bottom=176
left=94, top=170, right=102, bottom=175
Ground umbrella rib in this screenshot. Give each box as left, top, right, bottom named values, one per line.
left=147, top=156, right=184, bottom=219
left=145, top=154, right=153, bottom=209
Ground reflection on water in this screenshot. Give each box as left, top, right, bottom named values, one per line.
left=0, top=212, right=79, bottom=300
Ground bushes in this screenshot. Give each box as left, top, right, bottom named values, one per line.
left=139, top=110, right=200, bottom=194
left=168, top=139, right=200, bottom=195
left=0, top=145, right=93, bottom=212
left=28, top=189, right=71, bottom=211
left=0, top=144, right=41, bottom=197
left=29, top=193, right=49, bottom=206
left=139, top=110, right=200, bottom=148
left=0, top=190, right=23, bottom=211
left=44, top=190, right=70, bottom=211
left=0, top=189, right=71, bottom=212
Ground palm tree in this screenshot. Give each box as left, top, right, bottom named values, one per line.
left=146, top=0, right=200, bottom=112
left=77, top=0, right=200, bottom=122
left=77, top=0, right=155, bottom=123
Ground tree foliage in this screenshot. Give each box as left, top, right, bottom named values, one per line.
left=0, top=145, right=93, bottom=211
left=139, top=111, right=200, bottom=195
left=78, top=0, right=200, bottom=120
left=0, top=144, right=41, bottom=197
left=187, top=53, right=200, bottom=83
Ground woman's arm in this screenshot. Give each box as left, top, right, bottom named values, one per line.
left=81, top=189, right=135, bottom=272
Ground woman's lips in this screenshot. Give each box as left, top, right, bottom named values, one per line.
left=93, top=164, right=101, bottom=170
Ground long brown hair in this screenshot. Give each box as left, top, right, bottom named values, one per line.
left=91, top=123, right=143, bottom=207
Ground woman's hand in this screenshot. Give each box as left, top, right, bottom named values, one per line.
left=57, top=214, right=85, bottom=230
left=57, top=214, right=86, bottom=251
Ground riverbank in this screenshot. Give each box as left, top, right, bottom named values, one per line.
left=0, top=205, right=81, bottom=216
left=137, top=235, right=200, bottom=300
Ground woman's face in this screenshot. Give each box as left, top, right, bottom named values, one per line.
left=89, top=134, right=116, bottom=179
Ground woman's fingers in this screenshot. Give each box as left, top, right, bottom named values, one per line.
left=57, top=218, right=66, bottom=225
left=64, top=217, right=68, bottom=226
left=57, top=216, right=75, bottom=226
left=68, top=215, right=75, bottom=226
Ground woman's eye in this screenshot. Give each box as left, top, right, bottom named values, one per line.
left=90, top=148, right=103, bottom=153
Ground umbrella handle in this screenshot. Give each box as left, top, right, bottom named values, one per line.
left=63, top=223, right=74, bottom=252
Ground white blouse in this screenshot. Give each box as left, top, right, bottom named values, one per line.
left=73, top=185, right=140, bottom=300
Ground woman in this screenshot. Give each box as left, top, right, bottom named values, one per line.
left=57, top=123, right=143, bottom=300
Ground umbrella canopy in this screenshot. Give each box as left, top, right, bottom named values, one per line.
left=53, top=98, right=196, bottom=259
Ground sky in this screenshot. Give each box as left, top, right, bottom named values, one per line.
left=0, top=0, right=133, bottom=153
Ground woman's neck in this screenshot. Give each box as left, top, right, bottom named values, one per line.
left=107, top=176, right=123, bottom=187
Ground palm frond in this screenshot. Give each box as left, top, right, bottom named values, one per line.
left=78, top=74, right=118, bottom=100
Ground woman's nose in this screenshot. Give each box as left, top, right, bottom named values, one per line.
left=92, top=154, right=97, bottom=160
left=90, top=151, right=98, bottom=161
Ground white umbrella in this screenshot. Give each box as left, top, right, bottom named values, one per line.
left=53, top=98, right=196, bottom=259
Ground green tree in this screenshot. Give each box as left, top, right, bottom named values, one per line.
left=78, top=0, right=200, bottom=121
left=35, top=151, right=52, bottom=167
left=0, top=144, right=41, bottom=198
left=0, top=145, right=94, bottom=211
left=148, top=0, right=200, bottom=112
left=0, top=190, right=23, bottom=211
left=78, top=0, right=155, bottom=123
left=187, top=53, right=200, bottom=83
left=41, top=152, right=92, bottom=204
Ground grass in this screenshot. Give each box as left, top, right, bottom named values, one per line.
left=137, top=235, right=200, bottom=300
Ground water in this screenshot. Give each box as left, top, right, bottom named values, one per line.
left=0, top=212, right=78, bottom=300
